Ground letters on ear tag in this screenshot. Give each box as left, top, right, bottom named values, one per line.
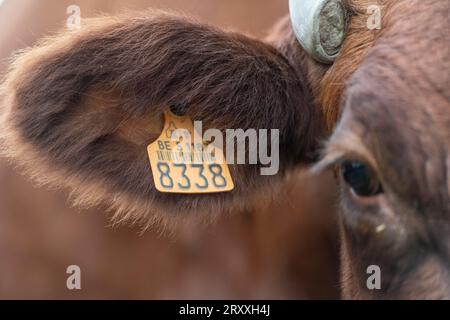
left=147, top=111, right=234, bottom=194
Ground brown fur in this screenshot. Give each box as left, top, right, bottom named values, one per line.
left=269, top=0, right=450, bottom=298
left=318, top=0, right=450, bottom=298
left=267, top=1, right=389, bottom=134
left=0, top=2, right=381, bottom=228
left=1, top=0, right=449, bottom=299
left=0, top=11, right=322, bottom=230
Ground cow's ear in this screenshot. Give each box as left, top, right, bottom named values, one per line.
left=0, top=12, right=322, bottom=228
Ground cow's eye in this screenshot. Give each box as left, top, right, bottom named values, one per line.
left=289, top=0, right=348, bottom=64
left=341, top=161, right=383, bottom=197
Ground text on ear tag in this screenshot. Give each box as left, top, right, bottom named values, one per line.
left=147, top=111, right=234, bottom=194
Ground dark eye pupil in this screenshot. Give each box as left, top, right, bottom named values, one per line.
left=342, top=161, right=382, bottom=197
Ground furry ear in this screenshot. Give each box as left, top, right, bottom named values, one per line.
left=0, top=11, right=322, bottom=229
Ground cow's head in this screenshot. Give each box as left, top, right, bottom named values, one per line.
left=0, top=0, right=448, bottom=298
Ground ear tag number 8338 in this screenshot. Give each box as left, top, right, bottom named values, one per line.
left=147, top=111, right=234, bottom=194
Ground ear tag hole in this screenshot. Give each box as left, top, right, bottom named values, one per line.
left=170, top=102, right=188, bottom=116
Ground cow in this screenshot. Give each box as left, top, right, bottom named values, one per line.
left=0, top=0, right=448, bottom=299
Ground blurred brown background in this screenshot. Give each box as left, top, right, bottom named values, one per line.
left=0, top=0, right=339, bottom=299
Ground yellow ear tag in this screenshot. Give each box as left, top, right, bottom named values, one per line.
left=147, top=111, right=234, bottom=194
